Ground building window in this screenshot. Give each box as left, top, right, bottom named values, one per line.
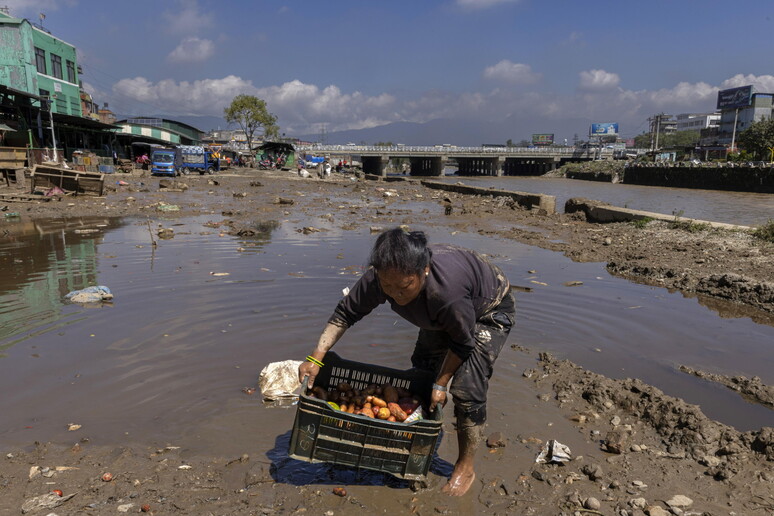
left=35, top=47, right=47, bottom=74
left=66, top=60, right=76, bottom=83
left=51, top=54, right=63, bottom=79
left=39, top=89, right=51, bottom=110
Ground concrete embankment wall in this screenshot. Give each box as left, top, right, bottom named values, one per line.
left=420, top=180, right=556, bottom=214
left=365, top=174, right=752, bottom=230
left=564, top=198, right=752, bottom=231
left=565, top=168, right=618, bottom=182
left=623, top=164, right=774, bottom=193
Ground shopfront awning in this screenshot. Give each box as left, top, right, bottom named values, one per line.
left=51, top=113, right=119, bottom=131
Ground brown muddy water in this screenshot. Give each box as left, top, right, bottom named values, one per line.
left=1, top=214, right=773, bottom=460
left=441, top=175, right=774, bottom=227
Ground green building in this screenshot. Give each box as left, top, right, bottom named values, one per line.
left=0, top=10, right=81, bottom=116
left=115, top=118, right=206, bottom=146
left=0, top=9, right=118, bottom=158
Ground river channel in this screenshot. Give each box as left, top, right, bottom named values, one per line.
left=438, top=174, right=774, bottom=227
left=1, top=212, right=772, bottom=452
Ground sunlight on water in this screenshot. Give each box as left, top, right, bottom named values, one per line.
left=0, top=215, right=772, bottom=447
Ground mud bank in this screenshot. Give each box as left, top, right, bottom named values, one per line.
left=2, top=349, right=771, bottom=515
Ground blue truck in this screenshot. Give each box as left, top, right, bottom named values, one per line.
left=179, top=146, right=221, bottom=175
left=150, top=147, right=182, bottom=176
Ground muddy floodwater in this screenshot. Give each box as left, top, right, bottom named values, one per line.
left=440, top=175, right=774, bottom=227
left=1, top=213, right=773, bottom=459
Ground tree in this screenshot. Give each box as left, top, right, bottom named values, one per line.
left=738, top=117, right=774, bottom=160
left=223, top=95, right=278, bottom=153
left=633, top=130, right=699, bottom=150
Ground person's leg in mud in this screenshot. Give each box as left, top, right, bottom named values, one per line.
left=444, top=293, right=515, bottom=496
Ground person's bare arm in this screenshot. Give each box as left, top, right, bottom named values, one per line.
left=429, top=349, right=463, bottom=411
left=298, top=322, right=348, bottom=387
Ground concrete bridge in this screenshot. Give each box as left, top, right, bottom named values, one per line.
left=295, top=144, right=619, bottom=176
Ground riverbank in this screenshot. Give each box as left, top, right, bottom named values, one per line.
left=559, top=159, right=774, bottom=193
left=1, top=168, right=772, bottom=515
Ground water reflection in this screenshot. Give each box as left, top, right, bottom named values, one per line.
left=0, top=217, right=123, bottom=349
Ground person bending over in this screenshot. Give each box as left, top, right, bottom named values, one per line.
left=299, top=227, right=515, bottom=496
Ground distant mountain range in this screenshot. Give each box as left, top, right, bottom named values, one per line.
left=125, top=114, right=594, bottom=147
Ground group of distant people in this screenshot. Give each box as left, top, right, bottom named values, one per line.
left=296, top=158, right=350, bottom=179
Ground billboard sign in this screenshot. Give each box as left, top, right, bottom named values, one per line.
left=531, top=133, right=554, bottom=146
left=590, top=123, right=618, bottom=135
left=717, top=85, right=753, bottom=110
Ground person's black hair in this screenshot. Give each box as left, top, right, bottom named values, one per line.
left=369, top=227, right=429, bottom=275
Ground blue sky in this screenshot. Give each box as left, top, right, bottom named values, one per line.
left=7, top=0, right=774, bottom=142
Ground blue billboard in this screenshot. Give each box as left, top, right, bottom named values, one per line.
left=717, top=85, right=753, bottom=110
left=590, top=123, right=618, bottom=135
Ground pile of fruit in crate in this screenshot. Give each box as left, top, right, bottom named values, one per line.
left=308, top=382, right=424, bottom=422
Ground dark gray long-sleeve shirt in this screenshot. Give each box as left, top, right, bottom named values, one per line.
left=329, top=244, right=510, bottom=359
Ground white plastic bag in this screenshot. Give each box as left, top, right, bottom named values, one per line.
left=535, top=439, right=572, bottom=463
left=258, top=360, right=303, bottom=401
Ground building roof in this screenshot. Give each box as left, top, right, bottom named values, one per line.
left=53, top=112, right=120, bottom=130
left=117, top=117, right=206, bottom=135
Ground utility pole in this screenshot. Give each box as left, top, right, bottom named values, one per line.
left=729, top=108, right=740, bottom=154
left=654, top=114, right=661, bottom=151
left=45, top=96, right=58, bottom=162
left=649, top=113, right=670, bottom=152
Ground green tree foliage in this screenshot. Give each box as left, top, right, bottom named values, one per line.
left=738, top=117, right=774, bottom=160
left=633, top=130, right=699, bottom=149
left=223, top=95, right=278, bottom=153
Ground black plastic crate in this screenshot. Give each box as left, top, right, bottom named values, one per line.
left=288, top=352, right=443, bottom=480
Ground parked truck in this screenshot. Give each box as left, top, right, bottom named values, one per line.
left=150, top=147, right=182, bottom=176
left=179, top=145, right=220, bottom=175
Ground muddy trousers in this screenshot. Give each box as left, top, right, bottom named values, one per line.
left=410, top=292, right=515, bottom=428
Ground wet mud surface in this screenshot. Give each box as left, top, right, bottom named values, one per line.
left=1, top=168, right=773, bottom=515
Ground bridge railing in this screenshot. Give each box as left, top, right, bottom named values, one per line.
left=296, top=145, right=610, bottom=156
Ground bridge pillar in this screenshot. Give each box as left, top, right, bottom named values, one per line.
left=408, top=156, right=444, bottom=176
left=362, top=156, right=387, bottom=176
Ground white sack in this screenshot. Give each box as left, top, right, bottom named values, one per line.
left=258, top=360, right=303, bottom=401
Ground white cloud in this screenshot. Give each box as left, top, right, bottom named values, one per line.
left=112, top=75, right=257, bottom=115
left=456, top=0, right=521, bottom=8
left=255, top=80, right=397, bottom=133
left=564, top=31, right=584, bottom=46
left=161, top=0, right=213, bottom=35
left=107, top=72, right=769, bottom=138
left=4, top=0, right=77, bottom=19
left=578, top=69, right=621, bottom=91
left=483, top=60, right=541, bottom=84
left=109, top=76, right=399, bottom=133
left=720, top=74, right=774, bottom=93
left=167, top=37, right=215, bottom=63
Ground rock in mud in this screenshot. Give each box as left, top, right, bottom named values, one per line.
left=582, top=463, right=604, bottom=481
left=604, top=430, right=627, bottom=454
left=584, top=496, right=601, bottom=510
left=665, top=494, right=693, bottom=508
left=486, top=432, right=506, bottom=448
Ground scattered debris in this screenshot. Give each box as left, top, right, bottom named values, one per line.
left=65, top=286, right=112, bottom=304
left=535, top=440, right=572, bottom=463
left=21, top=491, right=76, bottom=514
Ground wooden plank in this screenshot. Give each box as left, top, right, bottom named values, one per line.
left=30, top=164, right=105, bottom=196
left=0, top=192, right=52, bottom=203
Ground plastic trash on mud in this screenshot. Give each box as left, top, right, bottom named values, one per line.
left=259, top=360, right=303, bottom=403
left=535, top=439, right=572, bottom=463
left=65, top=286, right=113, bottom=304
